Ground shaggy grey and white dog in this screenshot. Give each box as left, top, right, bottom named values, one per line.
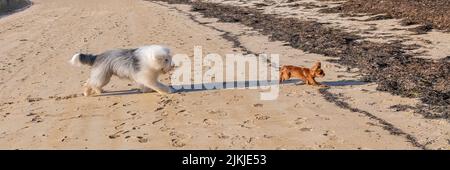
left=70, top=45, right=175, bottom=96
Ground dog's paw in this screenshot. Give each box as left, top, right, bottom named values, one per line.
left=83, top=92, right=90, bottom=97
left=155, top=88, right=175, bottom=95
left=169, top=87, right=177, bottom=94
left=139, top=87, right=154, bottom=93
left=83, top=92, right=96, bottom=97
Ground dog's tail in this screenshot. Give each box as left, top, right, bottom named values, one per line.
left=69, top=53, right=97, bottom=67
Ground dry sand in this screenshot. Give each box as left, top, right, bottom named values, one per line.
left=0, top=0, right=449, bottom=149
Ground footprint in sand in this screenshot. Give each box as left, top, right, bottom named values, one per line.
left=294, top=117, right=308, bottom=125
left=300, top=127, right=313, bottom=132
left=0, top=102, right=14, bottom=107
left=175, top=109, right=187, bottom=116
left=171, top=138, right=186, bottom=147
left=27, top=113, right=43, bottom=123
left=114, top=122, right=126, bottom=130
left=226, top=95, right=244, bottom=104
left=263, top=134, right=274, bottom=139
left=231, top=135, right=255, bottom=148
left=239, top=120, right=255, bottom=129
left=254, top=113, right=270, bottom=120
left=315, top=114, right=331, bottom=121
left=203, top=118, right=218, bottom=126
left=49, top=94, right=79, bottom=101
left=152, top=118, right=163, bottom=125
left=108, top=130, right=126, bottom=139
left=159, top=123, right=173, bottom=132
left=26, top=97, right=43, bottom=102
left=1, top=112, right=10, bottom=118
left=207, top=109, right=228, bottom=117
left=253, top=103, right=263, bottom=107
left=154, top=106, right=164, bottom=112
left=169, top=131, right=189, bottom=148
left=137, top=136, right=149, bottom=143
left=215, top=132, right=229, bottom=139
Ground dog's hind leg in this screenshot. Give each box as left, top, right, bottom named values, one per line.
left=83, top=83, right=94, bottom=96
left=85, top=68, right=112, bottom=96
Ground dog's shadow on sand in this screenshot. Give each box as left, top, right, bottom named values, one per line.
left=99, top=79, right=369, bottom=96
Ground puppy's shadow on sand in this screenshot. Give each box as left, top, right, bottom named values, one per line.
left=98, top=79, right=368, bottom=96
left=321, top=79, right=369, bottom=87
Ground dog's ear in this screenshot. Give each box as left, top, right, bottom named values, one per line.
left=311, top=61, right=321, bottom=71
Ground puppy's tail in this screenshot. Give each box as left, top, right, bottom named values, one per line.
left=70, top=53, right=97, bottom=67
left=279, top=65, right=287, bottom=72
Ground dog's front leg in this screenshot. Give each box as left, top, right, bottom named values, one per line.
left=138, top=84, right=155, bottom=93
left=144, top=81, right=174, bottom=94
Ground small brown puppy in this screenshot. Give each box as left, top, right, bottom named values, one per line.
left=279, top=61, right=326, bottom=86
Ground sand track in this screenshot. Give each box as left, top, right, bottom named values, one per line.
left=0, top=0, right=449, bottom=149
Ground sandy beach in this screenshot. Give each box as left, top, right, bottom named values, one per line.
left=0, top=0, right=449, bottom=149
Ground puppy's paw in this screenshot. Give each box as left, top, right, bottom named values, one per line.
left=318, top=84, right=329, bottom=88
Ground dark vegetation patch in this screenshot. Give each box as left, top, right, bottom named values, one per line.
left=400, top=19, right=418, bottom=27
left=389, top=104, right=415, bottom=112
left=364, top=14, right=393, bottom=21
left=318, top=0, right=450, bottom=32
left=295, top=2, right=328, bottom=9
left=407, top=23, right=434, bottom=35
left=154, top=0, right=450, bottom=121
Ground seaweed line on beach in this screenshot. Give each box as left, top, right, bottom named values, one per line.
left=318, top=0, right=450, bottom=32
left=151, top=0, right=450, bottom=121
left=319, top=88, right=427, bottom=150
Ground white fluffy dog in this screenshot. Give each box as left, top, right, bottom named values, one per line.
left=70, top=45, right=175, bottom=96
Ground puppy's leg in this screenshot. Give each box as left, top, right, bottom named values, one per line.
left=309, top=78, right=327, bottom=87
left=279, top=71, right=285, bottom=83
left=280, top=71, right=291, bottom=83
left=307, top=77, right=320, bottom=86
left=279, top=72, right=283, bottom=83
left=291, top=74, right=306, bottom=85
left=299, top=78, right=308, bottom=85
